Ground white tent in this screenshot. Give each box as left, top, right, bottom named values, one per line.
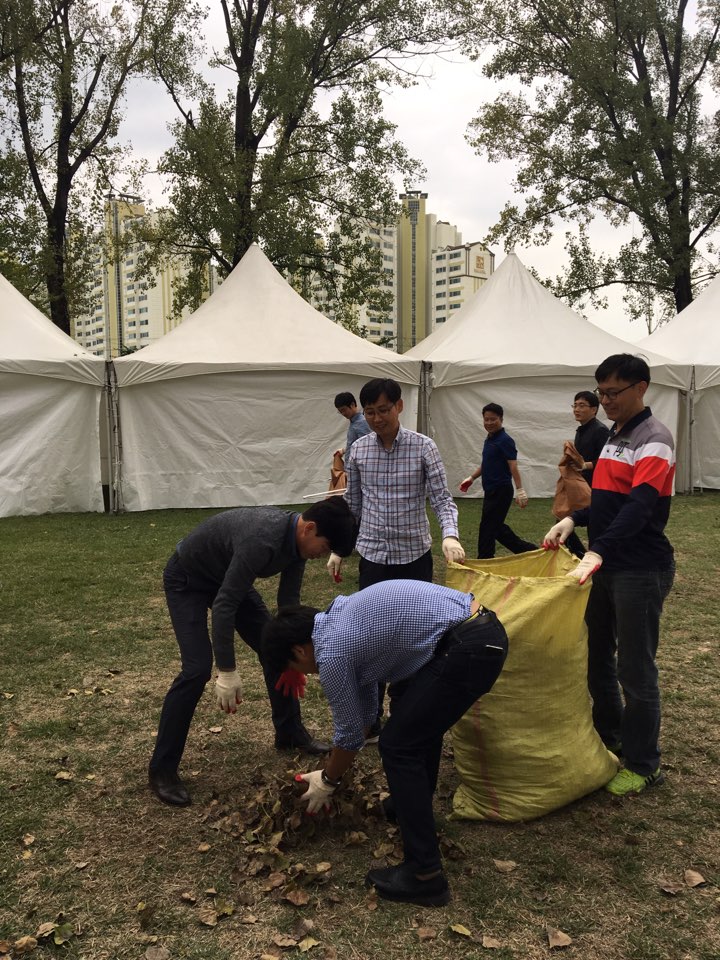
left=0, top=272, right=106, bottom=516
left=406, top=253, right=692, bottom=497
left=113, top=244, right=421, bottom=510
left=639, top=275, right=720, bottom=489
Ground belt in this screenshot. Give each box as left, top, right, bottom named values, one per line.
left=434, top=606, right=496, bottom=657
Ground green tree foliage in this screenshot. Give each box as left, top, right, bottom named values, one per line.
left=138, top=0, right=437, bottom=324
left=458, top=0, right=720, bottom=323
left=0, top=0, right=201, bottom=331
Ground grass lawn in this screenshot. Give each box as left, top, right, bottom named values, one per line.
left=0, top=495, right=718, bottom=960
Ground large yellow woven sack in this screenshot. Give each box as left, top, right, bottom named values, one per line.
left=446, top=550, right=618, bottom=822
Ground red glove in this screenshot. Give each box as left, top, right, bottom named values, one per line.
left=274, top=669, right=307, bottom=698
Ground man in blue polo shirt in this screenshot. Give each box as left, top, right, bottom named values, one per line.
left=459, top=402, right=536, bottom=558
left=261, top=580, right=508, bottom=907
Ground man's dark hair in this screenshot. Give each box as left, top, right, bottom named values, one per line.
left=262, top=606, right=319, bottom=675
left=482, top=402, right=504, bottom=418
left=359, top=378, right=402, bottom=407
left=574, top=390, right=599, bottom=409
left=595, top=354, right=651, bottom=385
left=334, top=392, right=356, bottom=409
left=302, top=498, right=357, bottom=556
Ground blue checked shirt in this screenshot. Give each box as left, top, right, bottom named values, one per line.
left=312, top=580, right=473, bottom=750
left=345, top=425, right=459, bottom=563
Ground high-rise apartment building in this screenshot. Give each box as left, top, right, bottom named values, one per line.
left=310, top=191, right=494, bottom=353
left=72, top=196, right=216, bottom=358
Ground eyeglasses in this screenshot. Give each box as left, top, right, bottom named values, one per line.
left=594, top=382, right=641, bottom=401
left=364, top=404, right=396, bottom=418
left=572, top=403, right=591, bottom=409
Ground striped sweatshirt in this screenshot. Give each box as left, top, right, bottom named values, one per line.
left=571, top=407, right=675, bottom=572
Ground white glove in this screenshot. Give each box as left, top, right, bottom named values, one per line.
left=567, top=550, right=602, bottom=585
left=215, top=670, right=243, bottom=713
left=296, top=770, right=337, bottom=814
left=515, top=488, right=529, bottom=508
left=459, top=476, right=474, bottom=493
left=326, top=552, right=343, bottom=580
left=543, top=517, right=575, bottom=548
left=442, top=537, right=466, bottom=564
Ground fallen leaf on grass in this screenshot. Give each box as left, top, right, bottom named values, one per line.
left=21, top=850, right=33, bottom=860
left=215, top=898, right=234, bottom=918
left=22, top=834, right=35, bottom=847
left=3, top=692, right=15, bottom=700
left=272, top=934, right=298, bottom=948
left=145, top=947, right=171, bottom=960
left=197, top=905, right=218, bottom=928
left=0, top=941, right=10, bottom=955
left=546, top=926, right=573, bottom=949
left=197, top=843, right=211, bottom=853
left=684, top=869, right=706, bottom=887
left=73, top=862, right=89, bottom=870
left=208, top=726, right=223, bottom=734
left=493, top=859, right=517, bottom=873
left=284, top=888, right=310, bottom=907
left=55, top=771, right=74, bottom=781
left=35, top=924, right=56, bottom=939
left=449, top=924, right=473, bottom=938
left=344, top=831, right=368, bottom=846
left=482, top=935, right=503, bottom=949
left=416, top=927, right=437, bottom=941
left=12, top=937, right=37, bottom=954
left=315, top=862, right=331, bottom=873
left=299, top=937, right=321, bottom=952
left=659, top=879, right=685, bottom=896
left=180, top=892, right=197, bottom=904
left=240, top=914, right=258, bottom=924
left=6, top=722, right=19, bottom=737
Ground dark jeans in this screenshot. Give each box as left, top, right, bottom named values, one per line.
left=359, top=550, right=433, bottom=721
left=564, top=530, right=586, bottom=559
left=585, top=565, right=675, bottom=776
left=477, top=485, right=537, bottom=558
left=149, top=553, right=304, bottom=773
left=379, top=611, right=508, bottom=872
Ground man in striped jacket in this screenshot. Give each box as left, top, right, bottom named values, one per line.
left=544, top=354, right=675, bottom=797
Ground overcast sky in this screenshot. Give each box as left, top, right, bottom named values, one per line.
left=121, top=9, right=648, bottom=344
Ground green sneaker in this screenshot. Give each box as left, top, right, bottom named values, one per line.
left=605, top=767, right=664, bottom=797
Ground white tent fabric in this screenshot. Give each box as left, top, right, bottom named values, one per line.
left=0, top=272, right=105, bottom=516
left=406, top=253, right=692, bottom=497
left=639, top=275, right=720, bottom=489
left=113, top=244, right=421, bottom=510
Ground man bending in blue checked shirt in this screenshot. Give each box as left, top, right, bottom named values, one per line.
left=262, top=580, right=508, bottom=907
left=326, top=377, right=466, bottom=739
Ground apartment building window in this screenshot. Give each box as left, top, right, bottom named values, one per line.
left=450, top=303, right=461, bottom=309
left=436, top=278, right=446, bottom=285
left=128, top=320, right=136, bottom=327
left=139, top=308, right=149, bottom=315
left=140, top=332, right=149, bottom=338
left=449, top=277, right=462, bottom=284
left=436, top=291, right=446, bottom=298
left=127, top=333, right=136, bottom=339
left=138, top=294, right=148, bottom=302
left=435, top=266, right=446, bottom=273
left=449, top=251, right=462, bottom=259
left=450, top=265, right=461, bottom=272
left=127, top=296, right=135, bottom=302
left=128, top=308, right=136, bottom=315
left=449, top=290, right=462, bottom=297
left=139, top=318, right=149, bottom=325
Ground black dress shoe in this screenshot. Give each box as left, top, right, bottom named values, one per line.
left=148, top=768, right=191, bottom=807
left=365, top=863, right=450, bottom=907
left=274, top=733, right=330, bottom=755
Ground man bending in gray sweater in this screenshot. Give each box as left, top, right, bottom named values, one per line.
left=149, top=498, right=357, bottom=807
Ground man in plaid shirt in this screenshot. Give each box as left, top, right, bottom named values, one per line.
left=326, top=377, right=466, bottom=734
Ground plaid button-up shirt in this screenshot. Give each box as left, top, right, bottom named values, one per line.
left=345, top=425, right=459, bottom=564
left=313, top=580, right=473, bottom=749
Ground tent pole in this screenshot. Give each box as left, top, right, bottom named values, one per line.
left=103, top=362, right=115, bottom=513
left=688, top=366, right=697, bottom=494
left=106, top=361, right=124, bottom=513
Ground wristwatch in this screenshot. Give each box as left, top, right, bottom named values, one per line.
left=321, top=769, right=342, bottom=788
